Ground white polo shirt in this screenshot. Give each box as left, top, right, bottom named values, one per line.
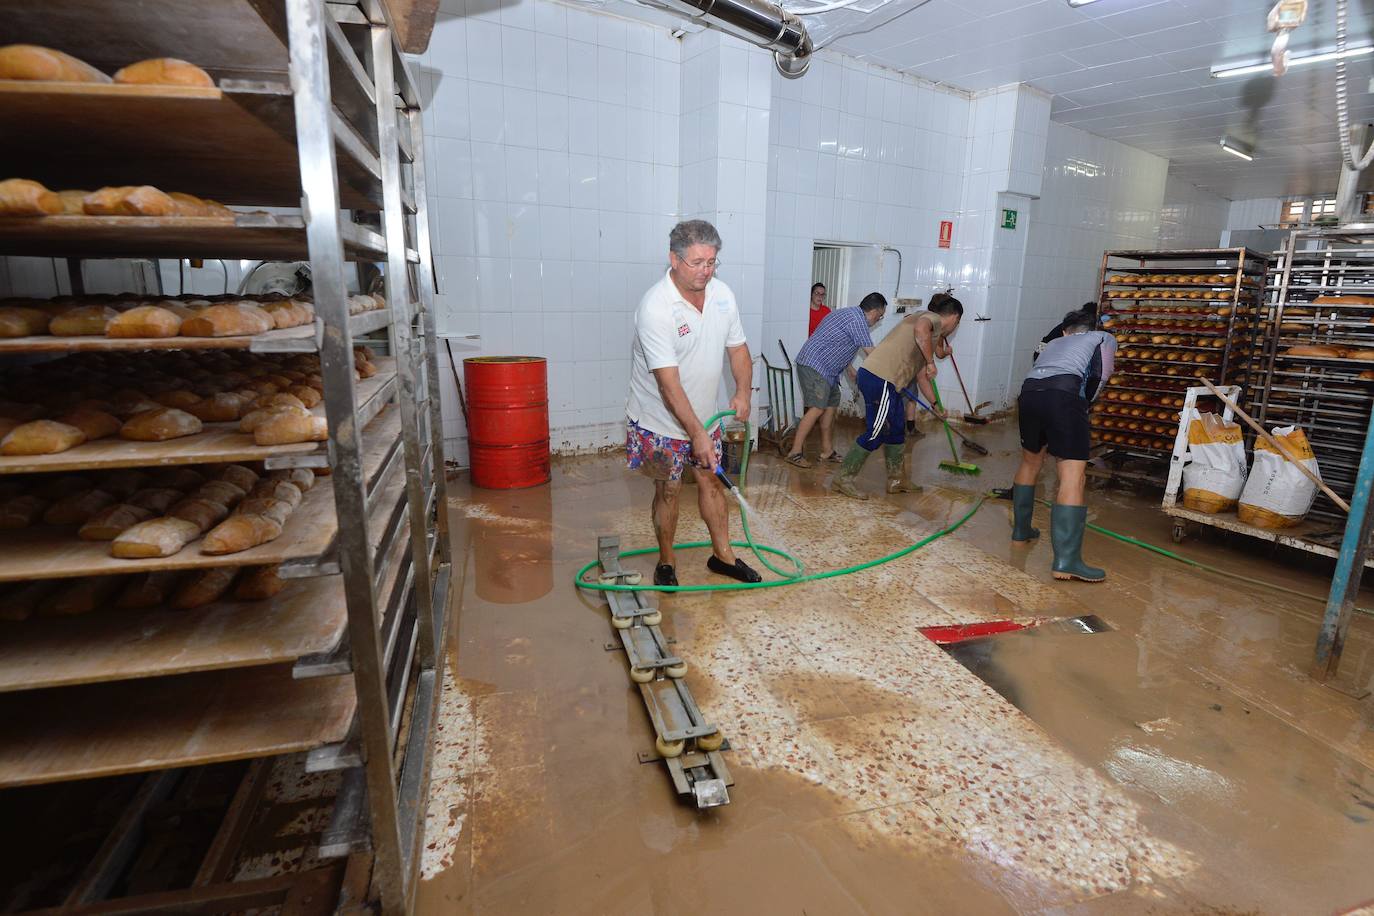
left=626, top=270, right=747, bottom=440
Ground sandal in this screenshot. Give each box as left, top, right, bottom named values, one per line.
left=785, top=453, right=812, bottom=468
left=823, top=451, right=843, bottom=463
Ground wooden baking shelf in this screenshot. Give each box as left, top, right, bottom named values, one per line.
left=0, top=362, right=396, bottom=475
left=0, top=665, right=355, bottom=788
left=0, top=577, right=346, bottom=692
left=0, top=308, right=390, bottom=355
left=0, top=212, right=385, bottom=260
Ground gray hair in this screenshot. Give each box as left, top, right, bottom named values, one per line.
left=669, top=220, right=722, bottom=258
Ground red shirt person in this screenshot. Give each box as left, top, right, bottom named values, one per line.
left=807, top=282, right=830, bottom=336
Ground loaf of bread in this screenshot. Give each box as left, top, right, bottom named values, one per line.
left=254, top=410, right=328, bottom=446
left=49, top=304, right=117, bottom=336
left=1348, top=350, right=1374, bottom=361
left=260, top=300, right=314, bottom=329
left=44, top=488, right=116, bottom=526
left=57, top=189, right=87, bottom=215
left=79, top=503, right=155, bottom=540
left=0, top=178, right=63, bottom=216
left=113, top=57, right=215, bottom=88
left=172, top=566, right=238, bottom=609
left=187, top=392, right=247, bottom=423
left=286, top=385, right=323, bottom=408
left=194, top=480, right=245, bottom=506
left=249, top=392, right=306, bottom=413
left=0, top=305, right=53, bottom=336
left=111, top=517, right=201, bottom=558
left=56, top=408, right=121, bottom=441
left=167, top=497, right=228, bottom=532
left=119, top=407, right=203, bottom=441
left=180, top=303, right=274, bottom=337
left=1284, top=345, right=1344, bottom=357
left=239, top=405, right=296, bottom=434
left=106, top=305, right=183, bottom=338
left=218, top=465, right=259, bottom=492
left=0, top=45, right=110, bottom=82
left=0, top=580, right=56, bottom=621
left=1, top=420, right=86, bottom=455
left=0, top=494, right=49, bottom=528
left=127, top=487, right=183, bottom=513
left=159, top=468, right=206, bottom=491
left=115, top=571, right=182, bottom=610
left=83, top=185, right=178, bottom=217
left=1314, top=294, right=1374, bottom=305
left=43, top=576, right=122, bottom=617
left=249, top=479, right=302, bottom=509
left=234, top=564, right=284, bottom=600
left=201, top=513, right=283, bottom=555
left=97, top=469, right=151, bottom=498
left=234, top=497, right=292, bottom=527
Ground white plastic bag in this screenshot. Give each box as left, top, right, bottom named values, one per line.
left=1238, top=425, right=1320, bottom=528
left=1181, top=410, right=1247, bottom=513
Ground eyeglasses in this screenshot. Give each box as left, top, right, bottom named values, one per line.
left=679, top=257, right=719, bottom=271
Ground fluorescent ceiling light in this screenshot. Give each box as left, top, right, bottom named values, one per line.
left=1219, top=136, right=1254, bottom=161
left=1067, top=0, right=1103, bottom=6
left=1212, top=44, right=1373, bottom=78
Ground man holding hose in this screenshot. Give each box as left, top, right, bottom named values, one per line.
left=832, top=293, right=963, bottom=499
left=626, top=220, right=761, bottom=587
left=1010, top=308, right=1116, bottom=582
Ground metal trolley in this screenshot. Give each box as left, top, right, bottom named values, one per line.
left=0, top=2, right=450, bottom=913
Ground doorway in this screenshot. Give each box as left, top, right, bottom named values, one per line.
left=811, top=244, right=851, bottom=324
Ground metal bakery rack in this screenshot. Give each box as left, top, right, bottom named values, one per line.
left=1093, top=247, right=1269, bottom=482
left=0, top=1, right=450, bottom=913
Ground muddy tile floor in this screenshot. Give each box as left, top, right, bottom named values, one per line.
left=418, top=419, right=1374, bottom=915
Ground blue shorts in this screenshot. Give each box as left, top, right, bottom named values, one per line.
left=855, top=367, right=904, bottom=450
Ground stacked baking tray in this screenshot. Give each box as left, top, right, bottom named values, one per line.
left=1251, top=227, right=1374, bottom=525
left=1094, top=248, right=1270, bottom=470
left=0, top=1, right=451, bottom=913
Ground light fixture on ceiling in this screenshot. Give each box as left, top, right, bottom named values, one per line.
left=1212, top=43, right=1373, bottom=78
left=1219, top=136, right=1255, bottom=161
left=1065, top=0, right=1103, bottom=6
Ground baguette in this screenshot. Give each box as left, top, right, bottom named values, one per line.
left=0, top=494, right=49, bottom=528
left=42, top=576, right=123, bottom=618
left=179, top=304, right=274, bottom=337
left=106, top=304, right=184, bottom=338
left=126, top=487, right=184, bottom=514
left=234, top=498, right=292, bottom=526
left=115, top=571, right=183, bottom=610
left=172, top=566, right=238, bottom=609
left=248, top=479, right=302, bottom=509
left=187, top=392, right=247, bottom=423
left=239, top=404, right=301, bottom=434
left=119, top=407, right=202, bottom=441
left=0, top=178, right=63, bottom=216
left=193, top=480, right=245, bottom=506
left=48, top=304, right=117, bottom=336
left=57, top=189, right=87, bottom=215
left=167, top=497, right=229, bottom=532
left=254, top=411, right=328, bottom=445
left=249, top=392, right=306, bottom=412
left=0, top=580, right=57, bottom=622
left=111, top=517, right=202, bottom=558
left=56, top=408, right=121, bottom=441
left=286, top=385, right=322, bottom=408
left=1283, top=344, right=1344, bottom=358
left=166, top=192, right=210, bottom=217
left=201, top=513, right=283, bottom=555
left=218, top=465, right=260, bottom=492
left=83, top=185, right=178, bottom=217
left=1, top=419, right=86, bottom=455
left=79, top=503, right=154, bottom=540
left=44, top=489, right=116, bottom=526
left=113, top=58, right=215, bottom=89
left=95, top=469, right=151, bottom=499
left=0, top=45, right=110, bottom=83
left=0, top=305, right=53, bottom=336
left=234, top=564, right=284, bottom=600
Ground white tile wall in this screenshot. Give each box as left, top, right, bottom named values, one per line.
left=1157, top=173, right=1229, bottom=249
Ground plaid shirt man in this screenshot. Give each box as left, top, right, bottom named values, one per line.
left=796, top=307, right=876, bottom=383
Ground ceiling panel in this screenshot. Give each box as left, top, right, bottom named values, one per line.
left=826, top=0, right=1374, bottom=198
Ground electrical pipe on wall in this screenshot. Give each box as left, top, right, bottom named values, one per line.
left=636, top=0, right=813, bottom=76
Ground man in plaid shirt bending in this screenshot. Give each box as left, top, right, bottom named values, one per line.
left=786, top=292, right=887, bottom=467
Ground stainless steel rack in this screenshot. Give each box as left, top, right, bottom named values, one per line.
left=1093, top=248, right=1270, bottom=477
left=0, top=1, right=449, bottom=913
left=1251, top=227, right=1374, bottom=526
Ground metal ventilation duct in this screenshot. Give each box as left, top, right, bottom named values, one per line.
left=639, top=0, right=813, bottom=77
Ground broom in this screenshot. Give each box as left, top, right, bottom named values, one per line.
left=930, top=379, right=981, bottom=475
left=900, top=387, right=988, bottom=456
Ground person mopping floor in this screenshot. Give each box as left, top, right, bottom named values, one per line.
left=832, top=294, right=963, bottom=499
left=1011, top=308, right=1117, bottom=582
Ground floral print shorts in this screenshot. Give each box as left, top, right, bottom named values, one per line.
left=625, top=418, right=723, bottom=481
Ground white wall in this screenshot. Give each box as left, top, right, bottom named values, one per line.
left=1158, top=173, right=1230, bottom=250
left=1225, top=197, right=1284, bottom=232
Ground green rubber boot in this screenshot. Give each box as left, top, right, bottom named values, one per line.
left=1011, top=484, right=1040, bottom=541
left=832, top=445, right=870, bottom=500
left=884, top=444, right=920, bottom=494
left=1050, top=504, right=1105, bottom=582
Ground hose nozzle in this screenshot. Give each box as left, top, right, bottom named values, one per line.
left=714, top=467, right=737, bottom=491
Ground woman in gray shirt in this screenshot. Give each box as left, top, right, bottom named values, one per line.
left=1010, top=309, right=1116, bottom=583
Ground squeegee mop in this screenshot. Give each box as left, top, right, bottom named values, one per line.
left=930, top=380, right=981, bottom=475
left=900, top=387, right=989, bottom=456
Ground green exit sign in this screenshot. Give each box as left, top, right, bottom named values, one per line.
left=1001, top=209, right=1018, bottom=230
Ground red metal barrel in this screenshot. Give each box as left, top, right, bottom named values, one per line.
left=463, top=356, right=550, bottom=489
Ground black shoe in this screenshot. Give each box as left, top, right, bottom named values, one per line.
left=991, top=487, right=1013, bottom=500
left=654, top=564, right=678, bottom=586
left=707, top=555, right=762, bottom=583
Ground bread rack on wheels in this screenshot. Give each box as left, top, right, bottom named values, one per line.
left=1092, top=247, right=1270, bottom=485
left=0, top=2, right=450, bottom=914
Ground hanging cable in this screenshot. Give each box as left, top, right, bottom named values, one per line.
left=1336, top=0, right=1374, bottom=170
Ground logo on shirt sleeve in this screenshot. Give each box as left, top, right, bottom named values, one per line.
left=678, top=323, right=691, bottom=338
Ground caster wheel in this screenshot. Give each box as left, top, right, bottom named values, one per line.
left=622, top=571, right=643, bottom=586
left=611, top=615, right=633, bottom=630
left=696, top=731, right=724, bottom=752
left=665, top=662, right=688, bottom=678
left=641, top=610, right=662, bottom=626
left=655, top=735, right=685, bottom=758
left=629, top=666, right=655, bottom=683
left=1171, top=522, right=1186, bottom=544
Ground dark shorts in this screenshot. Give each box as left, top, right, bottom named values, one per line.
left=797, top=363, right=841, bottom=410
left=1018, top=386, right=1091, bottom=461
left=856, top=367, right=904, bottom=450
